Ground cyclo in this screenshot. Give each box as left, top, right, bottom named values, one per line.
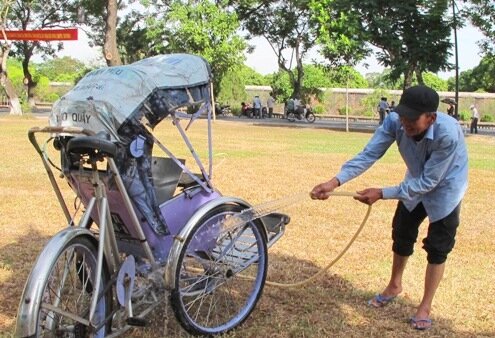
left=16, top=54, right=289, bottom=337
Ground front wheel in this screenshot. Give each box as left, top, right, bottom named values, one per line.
left=287, top=112, right=296, bottom=122
left=171, top=204, right=268, bottom=336
left=18, top=235, right=111, bottom=337
left=306, top=112, right=316, bottom=123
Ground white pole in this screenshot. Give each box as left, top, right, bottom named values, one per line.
left=345, top=72, right=349, bottom=132
left=211, top=82, right=216, bottom=122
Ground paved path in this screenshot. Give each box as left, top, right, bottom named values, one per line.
left=3, top=108, right=493, bottom=137
left=217, top=115, right=495, bottom=137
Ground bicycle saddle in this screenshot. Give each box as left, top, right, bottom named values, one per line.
left=67, top=134, right=117, bottom=159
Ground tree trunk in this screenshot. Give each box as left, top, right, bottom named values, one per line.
left=0, top=45, right=22, bottom=115
left=103, top=0, right=121, bottom=66
left=403, top=66, right=415, bottom=90
left=292, top=39, right=304, bottom=99
left=415, top=69, right=424, bottom=86
left=22, top=55, right=36, bottom=107
left=3, top=77, right=22, bottom=115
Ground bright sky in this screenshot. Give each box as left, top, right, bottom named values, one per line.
left=244, top=24, right=485, bottom=80
left=59, top=23, right=485, bottom=80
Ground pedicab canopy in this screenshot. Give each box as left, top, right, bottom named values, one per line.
left=49, top=54, right=213, bottom=140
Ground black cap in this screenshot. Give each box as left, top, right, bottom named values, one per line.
left=395, top=85, right=439, bottom=119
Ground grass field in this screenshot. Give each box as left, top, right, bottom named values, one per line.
left=1, top=116, right=494, bottom=337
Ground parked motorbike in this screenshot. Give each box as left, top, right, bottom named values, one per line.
left=215, top=103, right=233, bottom=116
left=286, top=105, right=316, bottom=123
left=239, top=103, right=268, bottom=118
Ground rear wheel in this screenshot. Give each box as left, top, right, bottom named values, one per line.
left=171, top=204, right=268, bottom=336
left=35, top=236, right=111, bottom=337
left=306, top=112, right=316, bottom=123
left=287, top=112, right=296, bottom=122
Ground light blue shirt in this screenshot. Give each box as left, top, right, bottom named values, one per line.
left=378, top=100, right=389, bottom=110
left=336, top=112, right=468, bottom=222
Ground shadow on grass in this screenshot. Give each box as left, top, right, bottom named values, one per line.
left=227, top=252, right=495, bottom=338
left=0, top=228, right=52, bottom=337
left=1, top=235, right=493, bottom=338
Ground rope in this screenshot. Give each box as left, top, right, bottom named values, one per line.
left=243, top=191, right=372, bottom=288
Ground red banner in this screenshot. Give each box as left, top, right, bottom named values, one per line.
left=3, top=28, right=78, bottom=41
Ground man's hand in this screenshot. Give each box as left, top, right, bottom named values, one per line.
left=310, top=177, right=340, bottom=200
left=354, top=188, right=383, bottom=205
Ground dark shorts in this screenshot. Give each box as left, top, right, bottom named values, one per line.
left=391, top=201, right=461, bottom=264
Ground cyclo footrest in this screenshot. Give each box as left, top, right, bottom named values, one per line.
left=126, top=317, right=147, bottom=327
left=261, top=212, right=290, bottom=249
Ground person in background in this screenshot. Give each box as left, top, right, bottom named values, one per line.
left=253, top=95, right=262, bottom=119
left=285, top=98, right=294, bottom=118
left=377, top=97, right=389, bottom=125
left=311, top=85, right=468, bottom=331
left=389, top=100, right=396, bottom=112
left=294, top=97, right=302, bottom=110
left=267, top=93, right=275, bottom=118
left=293, top=97, right=304, bottom=117
left=469, top=104, right=480, bottom=134
left=447, top=103, right=455, bottom=117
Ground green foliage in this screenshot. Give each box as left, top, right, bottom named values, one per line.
left=327, top=66, right=368, bottom=89
left=5, top=59, right=26, bottom=96
left=145, top=0, right=247, bottom=95
left=465, top=0, right=495, bottom=55
left=451, top=56, right=495, bottom=93
left=33, top=76, right=62, bottom=103
left=269, top=64, right=368, bottom=104
left=5, top=58, right=73, bottom=103
left=270, top=71, right=293, bottom=103
left=337, top=107, right=350, bottom=115
left=458, top=110, right=470, bottom=121
left=481, top=114, right=494, bottom=122
left=313, top=105, right=325, bottom=114
left=310, top=0, right=370, bottom=66
left=235, top=0, right=318, bottom=98
left=366, top=69, right=401, bottom=89
left=361, top=89, right=390, bottom=117
left=320, top=1, right=453, bottom=88
left=422, top=72, right=448, bottom=91
left=35, top=57, right=87, bottom=83
left=217, top=65, right=268, bottom=105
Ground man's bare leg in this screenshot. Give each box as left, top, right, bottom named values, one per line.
left=412, top=262, right=445, bottom=329
left=369, top=253, right=407, bottom=306
left=383, top=253, right=408, bottom=296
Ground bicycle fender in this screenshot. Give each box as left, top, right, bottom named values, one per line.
left=15, top=227, right=96, bottom=338
left=164, top=196, right=268, bottom=290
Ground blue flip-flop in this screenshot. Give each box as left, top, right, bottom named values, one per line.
left=367, top=294, right=396, bottom=308
left=410, top=317, right=432, bottom=330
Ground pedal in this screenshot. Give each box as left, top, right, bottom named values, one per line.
left=126, top=317, right=147, bottom=327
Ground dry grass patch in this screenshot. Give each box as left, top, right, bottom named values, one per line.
left=1, top=116, right=494, bottom=337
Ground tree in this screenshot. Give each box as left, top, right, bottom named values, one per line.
left=422, top=72, right=448, bottom=91
left=269, top=63, right=367, bottom=103
left=320, top=0, right=453, bottom=89
left=216, top=65, right=268, bottom=105
left=8, top=0, right=80, bottom=107
left=144, top=0, right=247, bottom=95
left=309, top=0, right=370, bottom=67
left=115, top=9, right=152, bottom=64
left=465, top=0, right=495, bottom=55
left=35, top=56, right=87, bottom=82
left=74, top=0, right=125, bottom=65
left=450, top=55, right=495, bottom=92
left=235, top=0, right=318, bottom=99
left=103, top=0, right=120, bottom=65
left=0, top=0, right=22, bottom=115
